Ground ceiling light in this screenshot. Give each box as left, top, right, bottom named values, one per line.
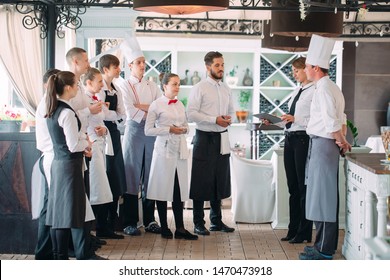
left=133, top=0, right=229, bottom=15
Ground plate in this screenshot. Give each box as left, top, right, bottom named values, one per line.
left=380, top=159, right=390, bottom=164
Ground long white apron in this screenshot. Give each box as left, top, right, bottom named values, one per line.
left=147, top=135, right=189, bottom=202
left=89, top=138, right=113, bottom=205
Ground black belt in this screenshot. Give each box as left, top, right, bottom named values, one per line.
left=284, top=130, right=307, bottom=137
left=196, top=129, right=227, bottom=136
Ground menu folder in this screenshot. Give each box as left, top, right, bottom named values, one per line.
left=253, top=113, right=282, bottom=123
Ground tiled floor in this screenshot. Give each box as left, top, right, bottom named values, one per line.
left=0, top=201, right=346, bottom=260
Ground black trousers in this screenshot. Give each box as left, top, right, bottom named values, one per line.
left=283, top=133, right=313, bottom=239
left=193, top=200, right=222, bottom=227
left=34, top=156, right=53, bottom=260
left=122, top=193, right=156, bottom=228
left=156, top=171, right=184, bottom=230
left=313, top=221, right=339, bottom=255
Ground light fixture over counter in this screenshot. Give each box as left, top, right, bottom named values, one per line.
left=133, top=0, right=229, bottom=15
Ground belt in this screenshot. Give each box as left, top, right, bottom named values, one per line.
left=284, top=130, right=308, bottom=137
left=196, top=129, right=227, bottom=136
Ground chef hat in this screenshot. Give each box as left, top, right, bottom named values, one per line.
left=120, top=36, right=144, bottom=64
left=306, top=34, right=335, bottom=69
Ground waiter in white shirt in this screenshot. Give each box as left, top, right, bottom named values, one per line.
left=115, top=36, right=162, bottom=236
left=299, top=35, right=351, bottom=260
left=34, top=68, right=61, bottom=260
left=187, top=51, right=235, bottom=236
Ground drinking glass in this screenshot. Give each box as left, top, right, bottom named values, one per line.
left=380, top=126, right=390, bottom=162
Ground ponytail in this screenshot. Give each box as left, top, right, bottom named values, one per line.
left=44, top=71, right=76, bottom=118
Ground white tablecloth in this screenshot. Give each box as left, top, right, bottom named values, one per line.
left=365, top=135, right=385, bottom=153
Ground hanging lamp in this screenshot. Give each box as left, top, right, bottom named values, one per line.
left=262, top=23, right=310, bottom=52
left=270, top=0, right=343, bottom=37
left=133, top=0, right=229, bottom=15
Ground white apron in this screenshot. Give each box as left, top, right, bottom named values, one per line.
left=147, top=135, right=189, bottom=202
left=89, top=138, right=113, bottom=205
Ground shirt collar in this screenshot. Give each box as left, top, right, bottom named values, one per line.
left=314, top=76, right=329, bottom=89
left=129, top=75, right=143, bottom=84
left=206, top=76, right=222, bottom=87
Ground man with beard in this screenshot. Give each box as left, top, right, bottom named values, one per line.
left=187, top=51, right=235, bottom=236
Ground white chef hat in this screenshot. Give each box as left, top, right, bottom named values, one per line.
left=306, top=34, right=335, bottom=69
left=120, top=36, right=144, bottom=64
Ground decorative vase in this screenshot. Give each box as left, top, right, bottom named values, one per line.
left=191, top=71, right=201, bottom=85
left=0, top=120, right=22, bottom=132
left=226, top=76, right=238, bottom=87
left=236, top=110, right=249, bottom=123
left=242, top=68, right=253, bottom=86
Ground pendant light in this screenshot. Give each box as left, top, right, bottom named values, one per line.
left=133, top=0, right=229, bottom=15
left=270, top=0, right=343, bottom=37
left=262, top=23, right=310, bottom=52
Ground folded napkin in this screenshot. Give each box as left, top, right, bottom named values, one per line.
left=220, top=131, right=231, bottom=155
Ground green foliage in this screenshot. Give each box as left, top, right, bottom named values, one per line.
left=347, top=119, right=359, bottom=147
left=229, top=65, right=238, bottom=77
left=180, top=97, right=188, bottom=108
left=238, top=90, right=251, bottom=110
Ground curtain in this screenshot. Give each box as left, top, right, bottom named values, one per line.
left=0, top=5, right=43, bottom=116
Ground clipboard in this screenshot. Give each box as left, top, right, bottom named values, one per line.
left=253, top=113, right=282, bottom=124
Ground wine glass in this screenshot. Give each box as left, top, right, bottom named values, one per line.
left=380, top=126, right=390, bottom=162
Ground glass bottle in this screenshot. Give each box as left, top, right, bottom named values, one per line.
left=242, top=68, right=253, bottom=86
left=191, top=71, right=200, bottom=85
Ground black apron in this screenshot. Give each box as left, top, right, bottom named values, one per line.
left=103, top=90, right=126, bottom=198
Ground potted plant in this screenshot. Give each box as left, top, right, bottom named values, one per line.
left=236, top=90, right=251, bottom=123
left=225, top=65, right=239, bottom=87
left=346, top=119, right=372, bottom=153
left=347, top=119, right=359, bottom=147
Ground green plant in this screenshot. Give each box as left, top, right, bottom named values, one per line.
left=228, top=65, right=238, bottom=77
left=238, top=90, right=251, bottom=110
left=347, top=119, right=359, bottom=147
left=180, top=97, right=188, bottom=108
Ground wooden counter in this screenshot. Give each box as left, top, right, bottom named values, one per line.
left=346, top=153, right=390, bottom=175
left=343, top=153, right=390, bottom=259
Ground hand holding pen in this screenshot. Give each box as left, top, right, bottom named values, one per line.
left=216, top=115, right=231, bottom=127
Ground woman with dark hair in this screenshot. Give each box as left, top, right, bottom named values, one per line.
left=45, top=71, right=91, bottom=260
left=145, top=73, right=197, bottom=240
left=280, top=57, right=314, bottom=244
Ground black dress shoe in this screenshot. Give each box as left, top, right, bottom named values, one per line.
left=96, top=230, right=124, bottom=239
left=280, top=236, right=294, bottom=242
left=194, top=225, right=210, bottom=235
left=91, top=235, right=107, bottom=245
left=175, top=230, right=198, bottom=240
left=209, top=222, right=235, bottom=233
left=161, top=228, right=173, bottom=239
left=289, top=236, right=312, bottom=244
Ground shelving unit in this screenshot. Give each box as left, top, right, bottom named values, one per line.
left=257, top=53, right=339, bottom=159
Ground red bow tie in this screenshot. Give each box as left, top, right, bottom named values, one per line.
left=168, top=99, right=178, bottom=105
left=92, top=95, right=99, bottom=101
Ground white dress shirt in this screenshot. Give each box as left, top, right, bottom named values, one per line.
left=84, top=90, right=109, bottom=142
left=114, top=75, right=161, bottom=122
left=69, top=83, right=91, bottom=134
left=96, top=79, right=126, bottom=122
left=36, top=95, right=52, bottom=153
left=286, top=82, right=315, bottom=132
left=306, top=76, right=346, bottom=139
left=187, top=76, right=235, bottom=132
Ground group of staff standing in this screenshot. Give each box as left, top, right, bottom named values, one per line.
left=34, top=37, right=237, bottom=260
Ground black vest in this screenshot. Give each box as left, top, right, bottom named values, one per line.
left=47, top=101, right=83, bottom=160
